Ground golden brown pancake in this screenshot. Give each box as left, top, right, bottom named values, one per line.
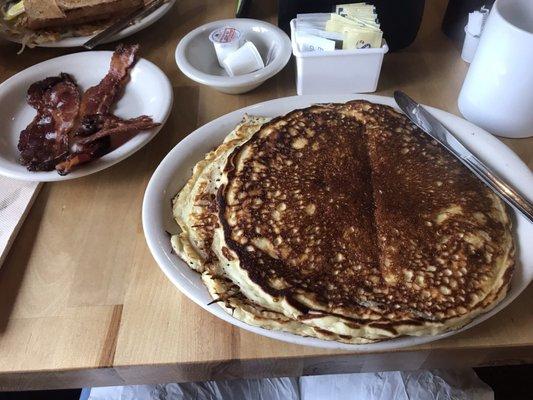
left=364, top=103, right=514, bottom=321
left=172, top=115, right=372, bottom=342
left=173, top=101, right=514, bottom=343
left=214, top=101, right=514, bottom=339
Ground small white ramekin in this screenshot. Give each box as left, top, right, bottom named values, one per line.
left=175, top=18, right=291, bottom=94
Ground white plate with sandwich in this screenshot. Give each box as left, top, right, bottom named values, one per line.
left=0, top=0, right=176, bottom=48
left=0, top=45, right=172, bottom=181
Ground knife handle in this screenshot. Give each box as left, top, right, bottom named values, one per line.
left=83, top=0, right=165, bottom=50
left=463, top=154, right=533, bottom=223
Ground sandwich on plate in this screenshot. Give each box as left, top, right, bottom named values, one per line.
left=1, top=0, right=147, bottom=47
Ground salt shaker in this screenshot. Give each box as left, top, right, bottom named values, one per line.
left=461, top=7, right=489, bottom=63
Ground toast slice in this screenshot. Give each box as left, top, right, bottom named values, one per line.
left=24, top=0, right=142, bottom=30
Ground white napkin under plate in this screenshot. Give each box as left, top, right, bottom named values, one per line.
left=0, top=176, right=41, bottom=268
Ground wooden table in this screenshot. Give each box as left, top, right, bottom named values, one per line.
left=1, top=0, right=532, bottom=391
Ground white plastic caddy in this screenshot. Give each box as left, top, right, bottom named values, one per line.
left=290, top=19, right=388, bottom=95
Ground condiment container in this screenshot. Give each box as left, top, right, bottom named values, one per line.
left=222, top=41, right=264, bottom=76
left=290, top=19, right=388, bottom=95
left=209, top=27, right=242, bottom=67
left=461, top=7, right=489, bottom=63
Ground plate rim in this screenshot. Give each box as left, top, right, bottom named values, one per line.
left=143, top=93, right=533, bottom=351
left=0, top=50, right=173, bottom=182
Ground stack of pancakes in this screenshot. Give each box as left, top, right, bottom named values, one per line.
left=172, top=100, right=514, bottom=343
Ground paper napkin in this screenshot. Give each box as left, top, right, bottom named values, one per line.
left=0, top=175, right=41, bottom=268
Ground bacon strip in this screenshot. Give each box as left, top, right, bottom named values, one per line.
left=72, top=116, right=160, bottom=147
left=79, top=44, right=140, bottom=117
left=56, top=115, right=160, bottom=175
left=18, top=73, right=81, bottom=171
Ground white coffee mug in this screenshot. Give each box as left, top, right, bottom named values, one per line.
left=458, top=0, right=533, bottom=138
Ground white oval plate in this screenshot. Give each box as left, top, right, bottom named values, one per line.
left=0, top=51, right=172, bottom=182
left=2, top=0, right=176, bottom=48
left=143, top=94, right=533, bottom=351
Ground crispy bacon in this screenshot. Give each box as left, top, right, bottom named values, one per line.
left=18, top=73, right=80, bottom=171
left=17, top=44, right=160, bottom=175
left=79, top=44, right=139, bottom=116
left=56, top=115, right=160, bottom=175
left=72, top=115, right=160, bottom=147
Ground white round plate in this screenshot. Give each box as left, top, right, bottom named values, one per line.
left=143, top=94, right=533, bottom=351
left=2, top=1, right=176, bottom=48
left=0, top=51, right=172, bottom=182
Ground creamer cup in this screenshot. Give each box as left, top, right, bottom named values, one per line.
left=222, top=41, right=265, bottom=77
left=209, top=27, right=242, bottom=67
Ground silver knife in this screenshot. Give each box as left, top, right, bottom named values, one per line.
left=83, top=0, right=166, bottom=50
left=394, top=90, right=533, bottom=223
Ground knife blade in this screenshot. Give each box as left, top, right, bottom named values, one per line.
left=83, top=0, right=166, bottom=50
left=394, top=90, right=533, bottom=223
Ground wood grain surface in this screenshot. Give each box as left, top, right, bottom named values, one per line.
left=0, top=0, right=532, bottom=391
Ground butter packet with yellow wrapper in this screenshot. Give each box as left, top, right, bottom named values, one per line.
left=343, top=28, right=382, bottom=49
left=327, top=4, right=383, bottom=49
left=293, top=3, right=384, bottom=53
left=336, top=3, right=377, bottom=19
